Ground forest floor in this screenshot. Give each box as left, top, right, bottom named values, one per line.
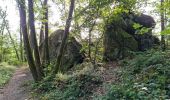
left=0, top=67, right=33, bottom=100
left=0, top=62, right=119, bottom=100
left=88, top=62, right=119, bottom=98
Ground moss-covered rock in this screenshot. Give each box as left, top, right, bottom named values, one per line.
left=103, top=12, right=157, bottom=61
left=48, top=30, right=85, bottom=71
left=103, top=15, right=138, bottom=61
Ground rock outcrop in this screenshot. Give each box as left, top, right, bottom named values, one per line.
left=103, top=13, right=159, bottom=61
left=48, top=29, right=84, bottom=71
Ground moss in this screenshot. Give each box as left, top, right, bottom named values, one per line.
left=103, top=14, right=138, bottom=61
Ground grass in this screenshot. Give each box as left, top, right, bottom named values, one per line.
left=0, top=62, right=16, bottom=87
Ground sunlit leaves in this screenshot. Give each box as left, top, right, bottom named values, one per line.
left=161, top=25, right=170, bottom=35
left=133, top=23, right=151, bottom=34
left=133, top=23, right=143, bottom=29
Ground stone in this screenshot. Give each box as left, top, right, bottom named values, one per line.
left=133, top=13, right=156, bottom=28
left=103, top=12, right=159, bottom=61
left=103, top=15, right=138, bottom=61
left=48, top=29, right=85, bottom=71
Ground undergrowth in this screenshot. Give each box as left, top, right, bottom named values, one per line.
left=0, top=62, right=16, bottom=87
left=32, top=63, right=102, bottom=100
left=32, top=49, right=170, bottom=100
left=101, top=50, right=170, bottom=99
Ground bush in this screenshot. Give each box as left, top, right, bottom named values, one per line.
left=34, top=73, right=102, bottom=100
left=102, top=50, right=170, bottom=99
left=0, top=62, right=16, bottom=86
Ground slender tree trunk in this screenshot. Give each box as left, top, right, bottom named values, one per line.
left=94, top=33, right=104, bottom=64
left=43, top=0, right=50, bottom=65
left=88, top=21, right=96, bottom=63
left=39, top=25, right=44, bottom=46
left=39, top=0, right=45, bottom=61
left=1, top=11, right=20, bottom=61
left=0, top=23, right=5, bottom=62
left=39, top=24, right=44, bottom=62
left=88, top=30, right=92, bottom=62
left=161, top=0, right=166, bottom=51
left=17, top=0, right=38, bottom=81
left=53, top=0, right=75, bottom=74
left=28, top=0, right=44, bottom=80
left=20, top=25, right=24, bottom=62
left=6, top=27, right=20, bottom=61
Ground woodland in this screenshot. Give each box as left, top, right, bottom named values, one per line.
left=0, top=0, right=170, bottom=100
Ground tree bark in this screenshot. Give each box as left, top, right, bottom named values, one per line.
left=39, top=25, right=44, bottom=46
left=53, top=0, right=75, bottom=74
left=43, top=0, right=50, bottom=65
left=0, top=19, right=5, bottom=62
left=161, top=0, right=166, bottom=51
left=28, top=0, right=44, bottom=80
left=88, top=21, right=96, bottom=63
left=39, top=24, right=44, bottom=62
left=6, top=27, right=20, bottom=61
left=20, top=24, right=24, bottom=62
left=17, top=0, right=38, bottom=81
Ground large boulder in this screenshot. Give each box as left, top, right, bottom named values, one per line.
left=133, top=13, right=156, bottom=28
left=48, top=29, right=84, bottom=71
left=103, top=15, right=138, bottom=61
left=127, top=13, right=158, bottom=51
left=124, top=13, right=156, bottom=35
left=103, top=13, right=158, bottom=61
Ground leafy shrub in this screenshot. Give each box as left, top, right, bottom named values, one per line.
left=102, top=50, right=170, bottom=99
left=35, top=73, right=102, bottom=100
left=0, top=62, right=16, bottom=86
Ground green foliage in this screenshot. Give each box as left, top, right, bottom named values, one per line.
left=133, top=23, right=151, bottom=34
left=0, top=7, right=21, bottom=64
left=0, top=62, right=16, bottom=87
left=133, top=23, right=142, bottom=29
left=161, top=25, right=170, bottom=35
left=8, top=59, right=23, bottom=66
left=33, top=72, right=102, bottom=100
left=101, top=50, right=170, bottom=99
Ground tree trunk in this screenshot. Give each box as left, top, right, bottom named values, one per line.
left=88, top=21, right=96, bottom=63
left=53, top=0, right=75, bottom=74
left=1, top=12, right=20, bottom=61
left=39, top=25, right=44, bottom=46
left=0, top=21, right=5, bottom=62
left=20, top=24, right=24, bottom=62
left=43, top=0, right=50, bottom=65
left=17, top=0, right=38, bottom=81
left=6, top=27, right=20, bottom=61
left=39, top=24, right=44, bottom=62
left=161, top=0, right=166, bottom=51
left=94, top=33, right=104, bottom=64
left=28, top=0, right=44, bottom=80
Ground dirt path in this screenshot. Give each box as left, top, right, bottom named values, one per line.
left=0, top=67, right=33, bottom=100
left=91, top=62, right=120, bottom=97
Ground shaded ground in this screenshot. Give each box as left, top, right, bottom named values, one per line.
left=0, top=67, right=33, bottom=100
left=68, top=62, right=119, bottom=99
left=1, top=62, right=119, bottom=100
left=90, top=62, right=120, bottom=98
